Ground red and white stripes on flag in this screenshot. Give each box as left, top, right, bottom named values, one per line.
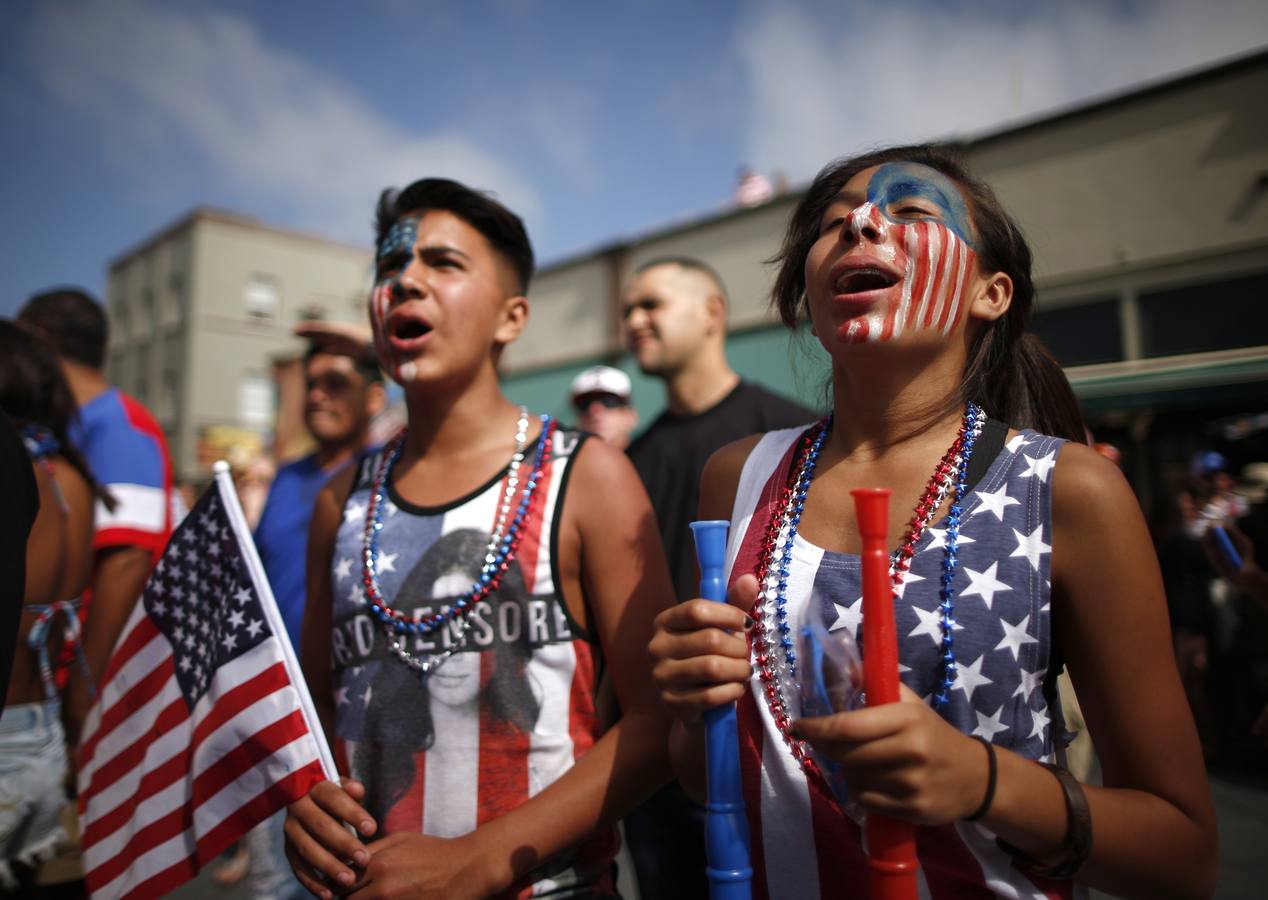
left=76, top=462, right=337, bottom=899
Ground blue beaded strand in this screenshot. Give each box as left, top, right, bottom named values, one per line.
left=932, top=403, right=982, bottom=709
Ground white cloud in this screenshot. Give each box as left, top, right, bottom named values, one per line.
left=736, top=0, right=1268, bottom=181
left=24, top=0, right=541, bottom=244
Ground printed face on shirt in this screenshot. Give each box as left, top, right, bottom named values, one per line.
left=804, top=162, right=982, bottom=346
left=424, top=625, right=482, bottom=708
left=368, top=210, right=521, bottom=385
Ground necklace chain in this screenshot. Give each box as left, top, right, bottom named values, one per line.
left=360, top=407, right=555, bottom=674
left=751, top=404, right=983, bottom=768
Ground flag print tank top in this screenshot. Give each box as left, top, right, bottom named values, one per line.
left=725, top=423, right=1085, bottom=900
left=330, top=427, right=617, bottom=898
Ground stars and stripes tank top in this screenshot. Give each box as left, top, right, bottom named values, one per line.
left=725, top=423, right=1087, bottom=900
left=330, top=428, right=617, bottom=898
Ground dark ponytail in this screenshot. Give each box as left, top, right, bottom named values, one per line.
left=0, top=320, right=108, bottom=494
left=772, top=143, right=1086, bottom=443
left=966, top=332, right=1085, bottom=443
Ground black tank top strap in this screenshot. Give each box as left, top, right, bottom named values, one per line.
left=963, top=416, right=1009, bottom=495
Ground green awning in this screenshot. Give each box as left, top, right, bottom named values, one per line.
left=1070, top=355, right=1268, bottom=411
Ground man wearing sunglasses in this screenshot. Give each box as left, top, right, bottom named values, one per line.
left=569, top=365, right=639, bottom=451
left=247, top=326, right=386, bottom=899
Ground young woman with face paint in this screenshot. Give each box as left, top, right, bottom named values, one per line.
left=284, top=179, right=674, bottom=899
left=648, top=145, right=1216, bottom=899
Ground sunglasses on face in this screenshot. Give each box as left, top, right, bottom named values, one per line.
left=573, top=392, right=628, bottom=412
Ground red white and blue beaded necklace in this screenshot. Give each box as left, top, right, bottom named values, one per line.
left=360, top=406, right=556, bottom=674
left=751, top=403, right=984, bottom=768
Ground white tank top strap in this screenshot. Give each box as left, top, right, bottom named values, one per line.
left=724, top=426, right=806, bottom=581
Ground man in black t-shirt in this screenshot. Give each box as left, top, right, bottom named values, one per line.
left=619, top=256, right=814, bottom=899
left=623, top=257, right=815, bottom=601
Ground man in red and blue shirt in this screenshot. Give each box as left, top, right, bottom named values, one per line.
left=19, top=288, right=177, bottom=740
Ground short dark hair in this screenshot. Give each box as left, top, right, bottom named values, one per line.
left=303, top=342, right=383, bottom=383
left=374, top=179, right=534, bottom=294
left=633, top=256, right=728, bottom=301
left=771, top=142, right=1084, bottom=442
left=18, top=287, right=108, bottom=369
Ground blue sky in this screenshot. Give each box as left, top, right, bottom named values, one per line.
left=2, top=0, right=1266, bottom=317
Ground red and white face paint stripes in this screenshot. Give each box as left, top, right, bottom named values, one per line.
left=369, top=280, right=398, bottom=377
left=838, top=201, right=976, bottom=345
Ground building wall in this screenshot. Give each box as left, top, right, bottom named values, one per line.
left=504, top=53, right=1268, bottom=443
left=108, top=213, right=372, bottom=479
left=972, top=59, right=1268, bottom=289
left=106, top=230, right=193, bottom=458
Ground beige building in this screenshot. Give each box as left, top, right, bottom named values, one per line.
left=506, top=49, right=1268, bottom=513
left=105, top=209, right=372, bottom=480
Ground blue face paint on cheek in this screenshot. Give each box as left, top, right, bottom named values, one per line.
left=866, top=163, right=976, bottom=249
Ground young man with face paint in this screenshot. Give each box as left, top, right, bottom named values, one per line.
left=649, top=146, right=1217, bottom=899
left=285, top=179, right=673, bottom=899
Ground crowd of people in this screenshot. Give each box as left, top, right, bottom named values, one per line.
left=3, top=142, right=1265, bottom=899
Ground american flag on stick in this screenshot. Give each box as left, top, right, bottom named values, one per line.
left=76, top=461, right=337, bottom=899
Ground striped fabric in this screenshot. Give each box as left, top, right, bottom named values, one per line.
left=331, top=429, right=616, bottom=897
left=70, top=388, right=175, bottom=558
left=77, top=471, right=331, bottom=899
left=724, top=425, right=1085, bottom=900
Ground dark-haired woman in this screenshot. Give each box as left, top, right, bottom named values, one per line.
left=0, top=321, right=95, bottom=890
left=649, top=146, right=1216, bottom=898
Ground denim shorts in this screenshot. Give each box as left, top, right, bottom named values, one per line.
left=0, top=701, right=69, bottom=886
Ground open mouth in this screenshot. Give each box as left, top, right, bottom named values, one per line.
left=392, top=319, right=431, bottom=340
left=835, top=267, right=899, bottom=295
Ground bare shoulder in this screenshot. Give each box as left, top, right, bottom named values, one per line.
left=1051, top=439, right=1139, bottom=525
left=699, top=434, right=764, bottom=521
left=568, top=431, right=640, bottom=485
left=563, top=434, right=652, bottom=532
left=313, top=463, right=359, bottom=534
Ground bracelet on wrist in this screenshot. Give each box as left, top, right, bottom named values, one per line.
left=996, top=762, right=1092, bottom=880
left=965, top=735, right=997, bottom=822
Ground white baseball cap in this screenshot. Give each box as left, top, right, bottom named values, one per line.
left=569, top=365, right=631, bottom=402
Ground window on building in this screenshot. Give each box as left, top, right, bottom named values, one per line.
left=243, top=274, right=280, bottom=320
left=107, top=351, right=128, bottom=385
left=162, top=368, right=179, bottom=419
left=167, top=272, right=185, bottom=325
left=113, top=300, right=130, bottom=341
left=140, top=288, right=156, bottom=333
left=1029, top=298, right=1123, bottom=367
left=1139, top=272, right=1268, bottom=358
left=239, top=371, right=274, bottom=429
left=135, top=342, right=151, bottom=404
